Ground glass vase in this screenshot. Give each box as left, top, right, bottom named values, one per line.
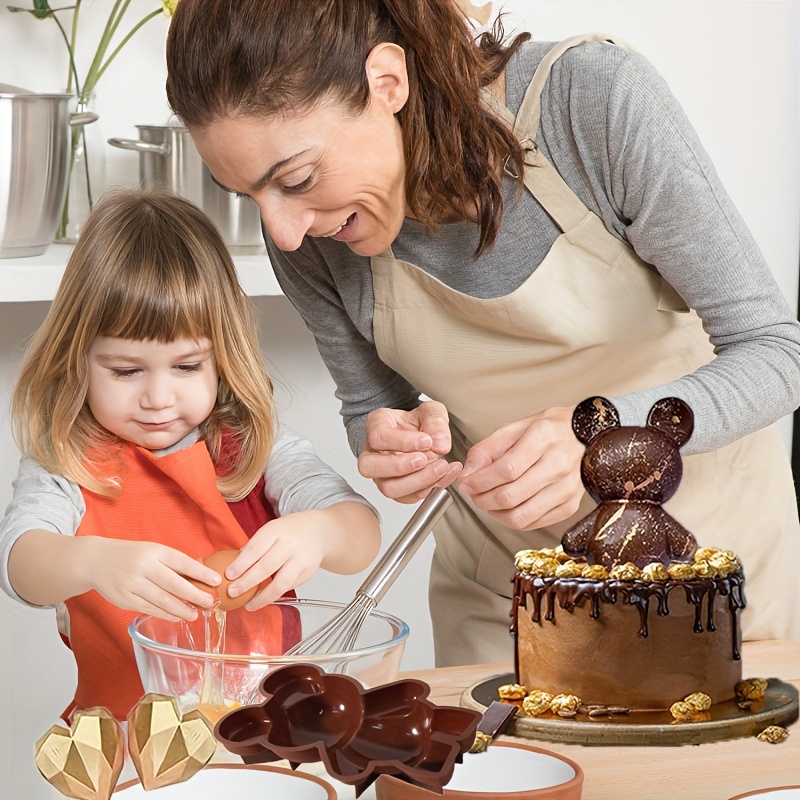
left=55, top=93, right=105, bottom=244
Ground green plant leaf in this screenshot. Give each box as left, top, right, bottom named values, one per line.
left=7, top=1, right=54, bottom=18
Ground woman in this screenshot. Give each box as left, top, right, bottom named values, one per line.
left=166, top=0, right=800, bottom=664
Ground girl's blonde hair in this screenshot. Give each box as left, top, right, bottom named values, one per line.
left=12, top=188, right=275, bottom=501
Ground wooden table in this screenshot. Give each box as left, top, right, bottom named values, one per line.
left=401, top=639, right=800, bottom=800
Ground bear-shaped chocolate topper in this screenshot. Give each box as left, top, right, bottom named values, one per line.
left=561, top=396, right=698, bottom=569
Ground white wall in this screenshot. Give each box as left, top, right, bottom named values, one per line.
left=1, top=1, right=798, bottom=796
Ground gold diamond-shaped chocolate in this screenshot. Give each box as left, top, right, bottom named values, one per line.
left=127, top=694, right=216, bottom=790
left=35, top=707, right=124, bottom=800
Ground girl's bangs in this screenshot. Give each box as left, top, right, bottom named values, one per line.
left=96, top=262, right=212, bottom=343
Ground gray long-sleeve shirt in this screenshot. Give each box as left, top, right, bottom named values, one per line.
left=0, top=423, right=375, bottom=605
left=266, top=41, right=800, bottom=456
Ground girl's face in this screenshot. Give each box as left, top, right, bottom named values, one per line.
left=191, top=44, right=411, bottom=258
left=86, top=337, right=219, bottom=450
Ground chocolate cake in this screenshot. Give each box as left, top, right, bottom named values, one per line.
left=510, top=397, right=746, bottom=714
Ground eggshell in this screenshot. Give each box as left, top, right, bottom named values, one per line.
left=190, top=549, right=259, bottom=611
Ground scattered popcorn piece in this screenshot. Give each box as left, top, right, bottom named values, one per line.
left=469, top=731, right=493, bottom=753
left=735, top=678, right=768, bottom=703
left=497, top=683, right=527, bottom=701
left=684, top=692, right=712, bottom=712
left=550, top=694, right=582, bottom=717
left=522, top=691, right=553, bottom=717
left=669, top=701, right=695, bottom=722
left=757, top=725, right=789, bottom=744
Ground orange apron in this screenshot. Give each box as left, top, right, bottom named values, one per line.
left=63, top=439, right=291, bottom=720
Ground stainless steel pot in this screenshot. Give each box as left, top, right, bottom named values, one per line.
left=0, top=84, right=97, bottom=258
left=108, top=125, right=264, bottom=251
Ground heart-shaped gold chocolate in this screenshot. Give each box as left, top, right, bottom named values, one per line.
left=127, top=694, right=216, bottom=790
left=35, top=707, right=124, bottom=800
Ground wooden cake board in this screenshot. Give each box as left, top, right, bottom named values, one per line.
left=461, top=673, right=799, bottom=746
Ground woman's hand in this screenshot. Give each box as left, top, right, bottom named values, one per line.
left=458, top=406, right=585, bottom=530
left=81, top=538, right=221, bottom=621
left=224, top=502, right=381, bottom=610
left=357, top=401, right=463, bottom=503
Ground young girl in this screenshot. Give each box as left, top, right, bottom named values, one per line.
left=0, top=188, right=381, bottom=721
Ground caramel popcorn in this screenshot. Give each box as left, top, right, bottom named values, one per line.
left=691, top=559, right=719, bottom=579
left=708, top=550, right=741, bottom=576
left=469, top=731, right=493, bottom=753
left=497, top=683, right=527, bottom=701
left=641, top=562, right=670, bottom=581
left=554, top=547, right=573, bottom=564
left=667, top=562, right=697, bottom=580
left=514, top=550, right=538, bottom=572
left=735, top=678, right=768, bottom=703
left=522, top=691, right=553, bottom=717
left=757, top=725, right=789, bottom=744
left=669, top=701, right=695, bottom=722
left=549, top=694, right=582, bottom=716
left=581, top=564, right=609, bottom=581
left=555, top=560, right=584, bottom=579
left=514, top=549, right=562, bottom=577
left=694, top=547, right=720, bottom=562
left=609, top=562, right=642, bottom=581
left=684, top=692, right=712, bottom=712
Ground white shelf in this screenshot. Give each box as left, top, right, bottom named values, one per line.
left=0, top=244, right=283, bottom=302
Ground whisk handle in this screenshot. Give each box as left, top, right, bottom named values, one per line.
left=358, top=487, right=453, bottom=603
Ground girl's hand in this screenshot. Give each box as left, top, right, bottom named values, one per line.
left=223, top=511, right=328, bottom=610
left=224, top=502, right=381, bottom=610
left=358, top=401, right=462, bottom=503
left=82, top=538, right=222, bottom=621
left=458, top=406, right=585, bottom=530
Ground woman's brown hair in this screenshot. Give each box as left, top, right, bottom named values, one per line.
left=166, top=0, right=530, bottom=256
left=12, top=188, right=275, bottom=500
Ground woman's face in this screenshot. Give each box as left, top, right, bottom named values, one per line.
left=192, top=97, right=408, bottom=258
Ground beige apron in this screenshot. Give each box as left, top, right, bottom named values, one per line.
left=370, top=35, right=800, bottom=665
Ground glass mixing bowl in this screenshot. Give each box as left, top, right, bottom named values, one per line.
left=129, top=598, right=409, bottom=723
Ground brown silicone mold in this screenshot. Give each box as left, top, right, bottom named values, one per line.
left=214, top=663, right=481, bottom=797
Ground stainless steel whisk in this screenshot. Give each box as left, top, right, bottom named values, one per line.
left=246, top=487, right=453, bottom=702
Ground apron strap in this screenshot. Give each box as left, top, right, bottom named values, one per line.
left=488, top=34, right=630, bottom=235
left=518, top=33, right=630, bottom=138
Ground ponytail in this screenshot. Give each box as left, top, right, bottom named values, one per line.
left=381, top=0, right=530, bottom=254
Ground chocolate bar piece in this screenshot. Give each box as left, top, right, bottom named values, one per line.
left=477, top=700, right=518, bottom=739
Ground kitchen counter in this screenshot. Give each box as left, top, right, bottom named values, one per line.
left=398, top=639, right=800, bottom=800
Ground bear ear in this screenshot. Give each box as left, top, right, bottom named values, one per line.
left=646, top=397, right=694, bottom=447
left=572, top=396, right=620, bottom=444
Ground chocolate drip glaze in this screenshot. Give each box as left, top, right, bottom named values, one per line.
left=510, top=571, right=745, bottom=661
